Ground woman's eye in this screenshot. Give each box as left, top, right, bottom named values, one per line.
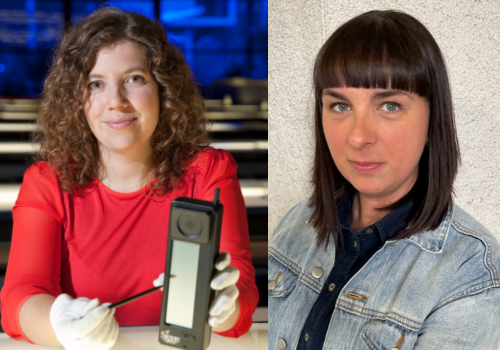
left=88, top=81, right=103, bottom=90
left=128, top=75, right=144, bottom=83
left=381, top=102, right=401, bottom=112
left=331, top=103, right=351, bottom=112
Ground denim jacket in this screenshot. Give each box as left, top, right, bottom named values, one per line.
left=269, top=200, right=500, bottom=350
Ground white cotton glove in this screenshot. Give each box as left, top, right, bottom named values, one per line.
left=153, top=273, right=165, bottom=289
left=208, top=252, right=240, bottom=327
left=152, top=252, right=240, bottom=328
left=49, top=293, right=119, bottom=350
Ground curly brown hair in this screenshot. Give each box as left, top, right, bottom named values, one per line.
left=33, top=6, right=209, bottom=195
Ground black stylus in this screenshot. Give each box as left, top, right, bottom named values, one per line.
left=108, top=275, right=175, bottom=309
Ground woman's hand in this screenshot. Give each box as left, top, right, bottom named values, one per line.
left=208, top=252, right=240, bottom=327
left=153, top=252, right=240, bottom=328
left=49, top=294, right=119, bottom=350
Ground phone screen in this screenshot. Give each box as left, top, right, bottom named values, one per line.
left=165, top=240, right=200, bottom=329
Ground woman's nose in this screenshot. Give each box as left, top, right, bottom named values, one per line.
left=347, top=112, right=377, bottom=149
left=107, top=85, right=129, bottom=111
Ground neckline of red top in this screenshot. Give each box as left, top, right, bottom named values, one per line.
left=95, top=177, right=157, bottom=197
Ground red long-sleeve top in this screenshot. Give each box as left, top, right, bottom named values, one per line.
left=0, top=148, right=258, bottom=342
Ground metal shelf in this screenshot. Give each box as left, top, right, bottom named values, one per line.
left=0, top=180, right=268, bottom=212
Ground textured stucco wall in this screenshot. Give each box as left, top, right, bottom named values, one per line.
left=268, top=0, right=500, bottom=248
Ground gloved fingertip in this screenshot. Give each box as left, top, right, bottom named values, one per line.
left=90, top=298, right=100, bottom=308
left=153, top=272, right=165, bottom=287
left=78, top=297, right=101, bottom=316
left=208, top=317, right=218, bottom=327
left=208, top=307, right=218, bottom=317
left=215, top=252, right=231, bottom=271
left=210, top=280, right=219, bottom=290
left=221, top=252, right=231, bottom=262
left=102, top=305, right=113, bottom=315
left=101, top=303, right=115, bottom=316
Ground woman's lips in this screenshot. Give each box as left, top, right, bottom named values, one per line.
left=105, top=118, right=136, bottom=130
left=349, top=161, right=384, bottom=172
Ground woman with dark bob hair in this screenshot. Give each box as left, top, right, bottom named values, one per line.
left=1, top=7, right=258, bottom=349
left=269, top=10, right=500, bottom=350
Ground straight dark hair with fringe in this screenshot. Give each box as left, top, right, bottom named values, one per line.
left=309, top=10, right=460, bottom=249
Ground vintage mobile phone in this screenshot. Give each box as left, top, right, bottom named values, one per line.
left=159, top=189, right=223, bottom=350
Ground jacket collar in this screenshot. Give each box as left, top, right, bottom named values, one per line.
left=394, top=200, right=455, bottom=254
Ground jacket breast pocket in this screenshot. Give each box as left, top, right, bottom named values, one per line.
left=268, top=254, right=299, bottom=298
left=361, top=319, right=418, bottom=350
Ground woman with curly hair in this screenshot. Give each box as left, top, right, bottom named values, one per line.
left=0, top=7, right=258, bottom=349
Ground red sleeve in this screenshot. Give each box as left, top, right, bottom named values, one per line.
left=197, top=149, right=259, bottom=338
left=0, top=163, right=64, bottom=342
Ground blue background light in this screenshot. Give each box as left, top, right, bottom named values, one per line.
left=0, top=0, right=268, bottom=98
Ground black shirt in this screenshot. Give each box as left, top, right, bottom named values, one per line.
left=297, top=196, right=414, bottom=350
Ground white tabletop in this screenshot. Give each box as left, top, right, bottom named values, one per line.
left=0, top=323, right=268, bottom=350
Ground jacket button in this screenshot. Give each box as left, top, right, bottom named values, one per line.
left=305, top=333, right=310, bottom=341
left=278, top=338, right=286, bottom=349
left=312, top=267, right=324, bottom=278
left=366, top=228, right=373, bottom=234
left=329, top=283, right=336, bottom=291
left=268, top=280, right=277, bottom=290
left=353, top=241, right=358, bottom=248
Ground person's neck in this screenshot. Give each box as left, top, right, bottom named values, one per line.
left=351, top=188, right=414, bottom=232
left=350, top=194, right=391, bottom=232
left=98, top=144, right=154, bottom=193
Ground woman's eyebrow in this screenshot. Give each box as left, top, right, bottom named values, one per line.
left=372, top=90, right=414, bottom=101
left=122, top=67, right=148, bottom=75
left=322, top=89, right=414, bottom=101
left=322, top=90, right=349, bottom=101
left=88, top=67, right=147, bottom=79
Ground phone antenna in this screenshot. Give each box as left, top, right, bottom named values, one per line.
left=213, top=188, right=220, bottom=204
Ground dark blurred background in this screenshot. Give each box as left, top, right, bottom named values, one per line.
left=0, top=0, right=268, bottom=97
left=0, top=0, right=268, bottom=330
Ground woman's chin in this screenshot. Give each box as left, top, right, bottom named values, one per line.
left=98, top=138, right=146, bottom=154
